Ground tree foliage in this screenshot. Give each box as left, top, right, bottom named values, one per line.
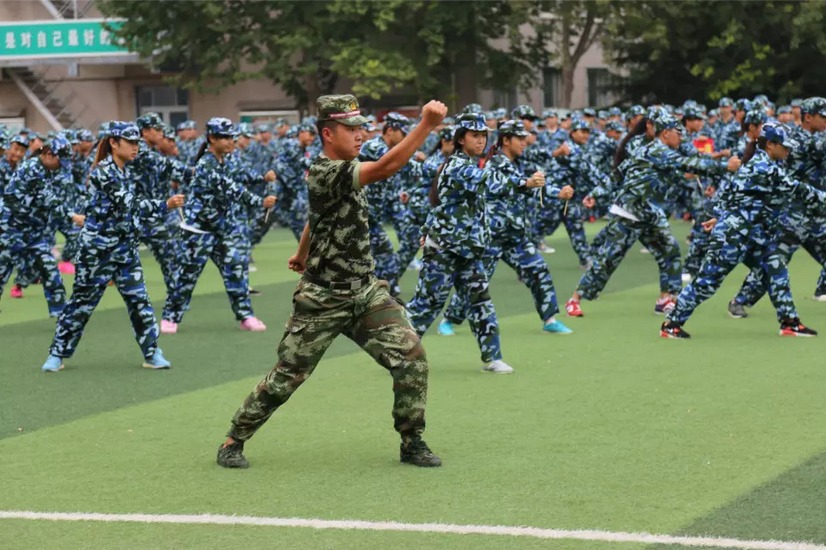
left=603, top=0, right=826, bottom=105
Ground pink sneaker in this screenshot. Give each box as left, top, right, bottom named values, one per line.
left=10, top=285, right=23, bottom=299
left=240, top=317, right=267, bottom=332
left=58, top=261, right=76, bottom=275
left=160, top=320, right=178, bottom=334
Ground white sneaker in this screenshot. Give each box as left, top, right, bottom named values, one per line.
left=408, top=258, right=423, bottom=271
left=640, top=247, right=650, bottom=254
left=481, top=360, right=514, bottom=374
left=249, top=265, right=258, bottom=273
left=814, top=294, right=826, bottom=302
left=681, top=273, right=693, bottom=284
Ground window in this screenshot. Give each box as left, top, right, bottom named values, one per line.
left=543, top=67, right=561, bottom=108
left=587, top=68, right=614, bottom=108
left=136, top=85, right=189, bottom=125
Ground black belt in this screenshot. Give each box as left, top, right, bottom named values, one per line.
left=303, top=272, right=372, bottom=291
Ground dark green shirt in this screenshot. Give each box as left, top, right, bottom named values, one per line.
left=306, top=155, right=373, bottom=281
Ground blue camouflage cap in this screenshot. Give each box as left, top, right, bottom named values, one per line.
left=297, top=123, right=317, bottom=134
left=462, top=103, right=484, bottom=114
left=743, top=109, right=768, bottom=126
left=162, top=124, right=176, bottom=140
left=626, top=105, right=645, bottom=120
left=541, top=109, right=558, bottom=119
left=176, top=120, right=197, bottom=131
left=791, top=98, right=803, bottom=108
left=136, top=112, right=164, bottom=130
left=582, top=108, right=597, bottom=117
left=511, top=104, right=538, bottom=121
left=254, top=123, right=271, bottom=133
left=718, top=97, right=734, bottom=108
left=497, top=120, right=529, bottom=137
left=709, top=109, right=719, bottom=117
left=735, top=98, right=752, bottom=112
left=42, top=134, right=72, bottom=158
left=802, top=97, right=826, bottom=116
left=484, top=111, right=496, bottom=120
left=455, top=113, right=488, bottom=132
left=570, top=118, right=591, bottom=132
left=97, top=122, right=109, bottom=140
left=437, top=125, right=455, bottom=140
left=236, top=122, right=255, bottom=137
left=604, top=120, right=625, bottom=133
left=597, top=110, right=609, bottom=120
left=78, top=129, right=94, bottom=142
left=11, top=134, right=29, bottom=147
left=753, top=94, right=770, bottom=106
left=653, top=112, right=682, bottom=134
left=761, top=122, right=796, bottom=148
left=608, top=107, right=622, bottom=117
left=108, top=121, right=141, bottom=141
left=493, top=108, right=507, bottom=119
left=777, top=105, right=792, bottom=115
left=383, top=112, right=410, bottom=134
left=63, top=129, right=79, bottom=145
left=682, top=105, right=706, bottom=120
left=205, top=117, right=236, bottom=137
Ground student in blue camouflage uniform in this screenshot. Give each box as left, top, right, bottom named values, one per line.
left=406, top=113, right=514, bottom=374
left=662, top=122, right=821, bottom=338
left=438, top=120, right=574, bottom=337
left=132, top=113, right=189, bottom=319
left=537, top=119, right=605, bottom=268
left=0, top=135, right=30, bottom=299
left=161, top=118, right=276, bottom=334
left=41, top=122, right=184, bottom=372
left=539, top=110, right=569, bottom=153
left=216, top=95, right=446, bottom=470
left=176, top=120, right=203, bottom=166
left=0, top=136, right=85, bottom=317
left=714, top=98, right=740, bottom=151
left=729, top=97, right=826, bottom=312
left=272, top=123, right=313, bottom=240
left=566, top=112, right=740, bottom=317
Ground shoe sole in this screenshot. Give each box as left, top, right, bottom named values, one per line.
left=659, top=331, right=689, bottom=339
left=400, top=460, right=442, bottom=467
left=481, top=368, right=514, bottom=374
left=779, top=331, right=817, bottom=337
left=42, top=364, right=65, bottom=373
left=217, top=461, right=250, bottom=469
left=142, top=363, right=171, bottom=369
left=728, top=312, right=747, bottom=319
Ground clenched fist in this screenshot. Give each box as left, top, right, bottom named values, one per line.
left=421, top=100, right=448, bottom=128
left=263, top=195, right=277, bottom=209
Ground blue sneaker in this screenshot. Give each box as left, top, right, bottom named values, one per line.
left=437, top=319, right=455, bottom=336
left=543, top=320, right=573, bottom=334
left=41, top=355, right=64, bottom=373
left=142, top=348, right=171, bottom=370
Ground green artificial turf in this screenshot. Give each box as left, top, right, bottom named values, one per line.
left=1, top=224, right=824, bottom=550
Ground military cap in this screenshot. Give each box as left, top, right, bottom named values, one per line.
left=542, top=109, right=558, bottom=119
left=511, top=105, right=538, bottom=121
left=497, top=120, right=529, bottom=137
left=604, top=120, right=625, bottom=133
left=78, top=129, right=94, bottom=142
left=11, top=134, right=29, bottom=147
left=625, top=105, right=645, bottom=121
left=753, top=94, right=770, bottom=106
left=653, top=112, right=682, bottom=134
left=63, top=129, right=79, bottom=145
left=682, top=105, right=706, bottom=120
left=608, top=107, right=623, bottom=117
left=570, top=118, right=591, bottom=132
left=743, top=109, right=768, bottom=126
left=718, top=97, right=734, bottom=108
left=42, top=134, right=72, bottom=158
left=437, top=125, right=455, bottom=140
left=802, top=97, right=826, bottom=116
left=790, top=98, right=803, bottom=108
left=582, top=108, right=597, bottom=118
left=109, top=121, right=141, bottom=142
left=136, top=112, right=164, bottom=130
left=162, top=124, right=176, bottom=140
left=317, top=94, right=368, bottom=126
left=734, top=98, right=752, bottom=112
left=776, top=105, right=792, bottom=115
left=456, top=113, right=488, bottom=132
left=383, top=112, right=410, bottom=133
left=597, top=110, right=609, bottom=120
left=236, top=122, right=256, bottom=137
left=761, top=122, right=796, bottom=148
left=297, top=123, right=317, bottom=134
left=205, top=117, right=236, bottom=137
left=462, top=103, right=484, bottom=114
left=709, top=109, right=719, bottom=117
left=176, top=120, right=197, bottom=131
left=254, top=123, right=271, bottom=133
left=493, top=108, right=508, bottom=119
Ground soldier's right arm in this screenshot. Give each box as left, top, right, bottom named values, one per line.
left=360, top=100, right=447, bottom=187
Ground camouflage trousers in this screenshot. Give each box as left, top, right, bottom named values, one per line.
left=384, top=200, right=422, bottom=282
left=12, top=226, right=79, bottom=288
left=0, top=233, right=65, bottom=316
left=406, top=246, right=502, bottom=363
left=817, top=268, right=826, bottom=297
left=140, top=227, right=182, bottom=316
left=444, top=236, right=559, bottom=325
left=733, top=212, right=826, bottom=307
left=59, top=226, right=82, bottom=263
left=163, top=229, right=253, bottom=324
left=369, top=220, right=401, bottom=294
left=669, top=220, right=797, bottom=325
left=535, top=200, right=591, bottom=266
left=50, top=243, right=159, bottom=360
left=683, top=221, right=711, bottom=279
left=227, top=277, right=428, bottom=444
left=577, top=213, right=682, bottom=301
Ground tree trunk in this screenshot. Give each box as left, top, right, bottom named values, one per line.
left=561, top=64, right=575, bottom=109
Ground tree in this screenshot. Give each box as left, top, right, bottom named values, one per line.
left=602, top=0, right=826, bottom=105
left=99, top=0, right=541, bottom=112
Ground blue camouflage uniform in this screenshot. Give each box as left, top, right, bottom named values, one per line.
left=0, top=137, right=77, bottom=316
left=406, top=113, right=503, bottom=364
left=50, top=122, right=165, bottom=361
left=668, top=123, right=826, bottom=332
left=163, top=118, right=266, bottom=326
left=272, top=127, right=312, bottom=240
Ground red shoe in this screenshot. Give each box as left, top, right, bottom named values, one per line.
left=10, top=285, right=23, bottom=299
left=58, top=261, right=75, bottom=275
left=565, top=298, right=584, bottom=317
left=779, top=319, right=817, bottom=337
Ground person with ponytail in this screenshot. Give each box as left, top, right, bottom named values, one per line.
left=40, top=122, right=185, bottom=372
left=0, top=135, right=84, bottom=318
left=566, top=112, right=741, bottom=318
left=161, top=117, right=276, bottom=334
left=406, top=113, right=514, bottom=374
left=662, top=122, right=824, bottom=339
left=438, top=120, right=575, bottom=337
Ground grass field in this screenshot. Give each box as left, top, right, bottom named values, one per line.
left=1, top=222, right=825, bottom=550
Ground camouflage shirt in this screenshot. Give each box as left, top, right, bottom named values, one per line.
left=305, top=155, right=373, bottom=282
left=0, top=157, right=73, bottom=238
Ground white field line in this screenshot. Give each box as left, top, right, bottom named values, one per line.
left=0, top=511, right=825, bottom=550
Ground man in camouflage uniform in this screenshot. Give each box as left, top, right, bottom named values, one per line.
left=217, top=95, right=446, bottom=470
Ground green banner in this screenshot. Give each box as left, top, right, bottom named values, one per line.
left=0, top=19, right=129, bottom=60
